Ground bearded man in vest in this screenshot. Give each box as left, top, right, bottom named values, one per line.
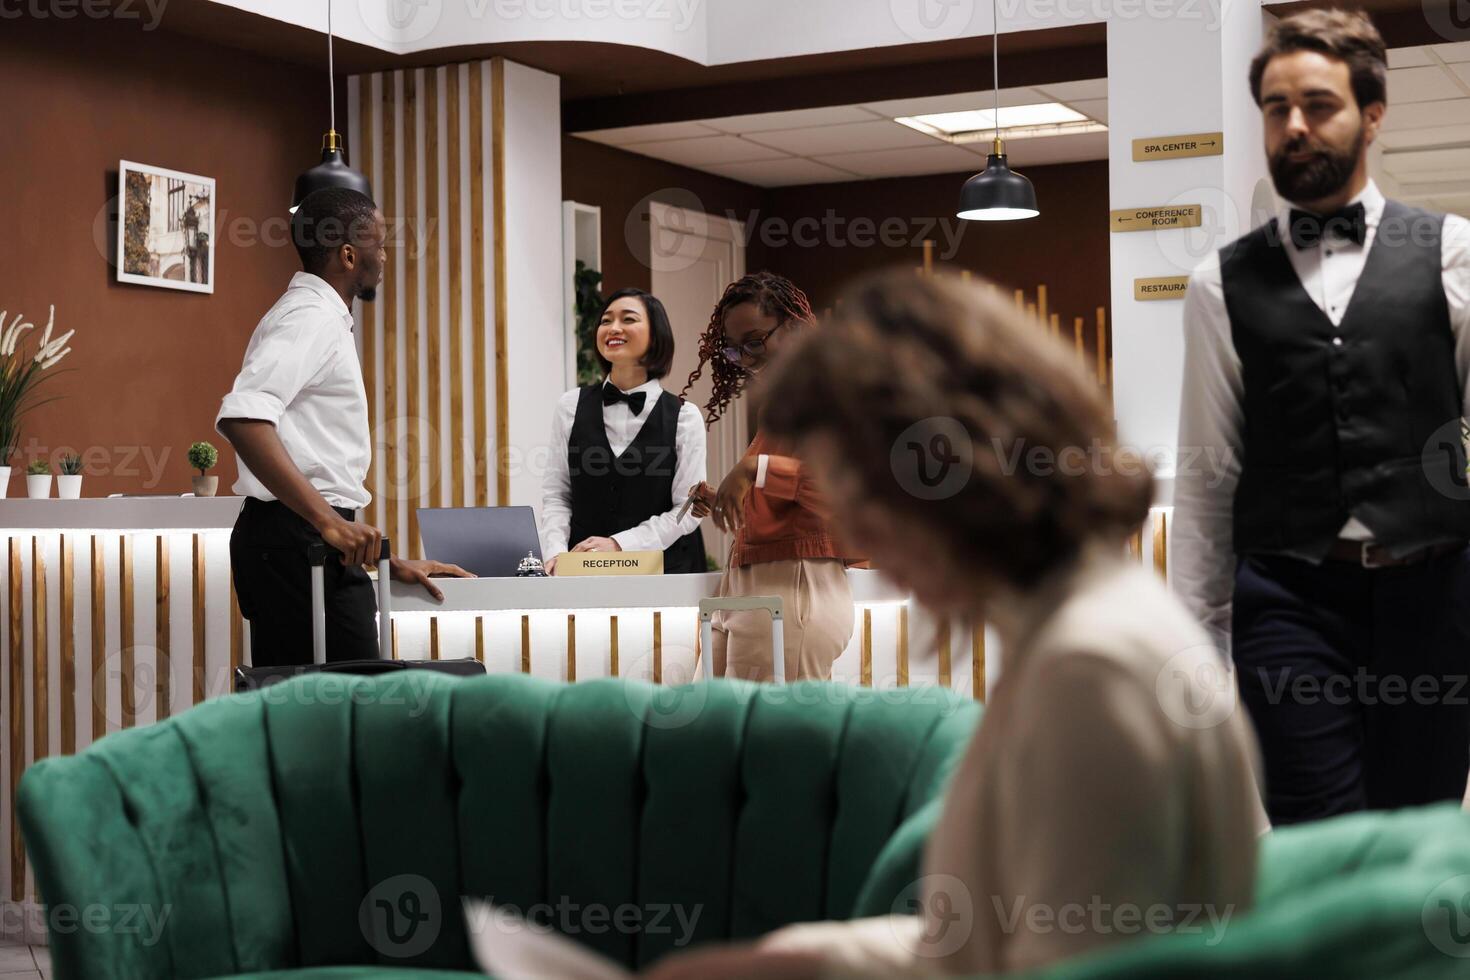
left=1174, top=8, right=1470, bottom=826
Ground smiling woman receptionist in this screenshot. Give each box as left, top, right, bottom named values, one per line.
left=540, top=288, right=707, bottom=575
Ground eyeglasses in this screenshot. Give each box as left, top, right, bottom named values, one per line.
left=719, top=323, right=786, bottom=365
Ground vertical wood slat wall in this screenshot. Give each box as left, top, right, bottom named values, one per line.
left=350, top=61, right=505, bottom=557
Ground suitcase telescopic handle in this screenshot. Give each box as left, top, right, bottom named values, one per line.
left=307, top=538, right=393, bottom=664
left=698, top=596, right=784, bottom=684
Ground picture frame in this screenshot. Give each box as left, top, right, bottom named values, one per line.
left=116, top=160, right=216, bottom=294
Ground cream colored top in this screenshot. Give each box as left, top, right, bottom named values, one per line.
left=761, top=545, right=1266, bottom=977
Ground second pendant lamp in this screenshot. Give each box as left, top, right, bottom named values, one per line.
left=957, top=0, right=1038, bottom=222
left=291, top=0, right=372, bottom=213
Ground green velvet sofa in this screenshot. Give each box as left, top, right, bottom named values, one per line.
left=20, top=672, right=1470, bottom=979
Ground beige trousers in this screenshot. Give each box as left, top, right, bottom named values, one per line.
left=709, top=557, right=854, bottom=682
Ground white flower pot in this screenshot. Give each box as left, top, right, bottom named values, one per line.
left=26, top=475, right=51, bottom=499
left=56, top=474, right=82, bottom=499
left=192, top=475, right=219, bottom=497
left=0, top=467, right=11, bottom=499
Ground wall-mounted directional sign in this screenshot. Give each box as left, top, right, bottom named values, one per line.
left=1134, top=276, right=1190, bottom=301
left=1109, top=205, right=1202, bottom=232
left=1132, top=132, right=1224, bottom=162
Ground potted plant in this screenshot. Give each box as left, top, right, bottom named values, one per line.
left=25, top=459, right=50, bottom=499
left=0, top=305, right=75, bottom=499
left=188, top=441, right=219, bottom=497
left=57, top=453, right=83, bottom=499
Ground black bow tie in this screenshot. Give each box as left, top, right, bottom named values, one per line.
left=602, top=384, right=647, bottom=416
left=1287, top=202, right=1367, bottom=249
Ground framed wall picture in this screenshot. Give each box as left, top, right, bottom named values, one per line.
left=116, top=160, right=215, bottom=293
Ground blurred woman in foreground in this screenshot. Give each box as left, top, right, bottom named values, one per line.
left=646, top=271, right=1263, bottom=977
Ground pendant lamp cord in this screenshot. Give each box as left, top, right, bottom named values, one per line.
left=328, top=0, right=336, bottom=134
left=993, top=0, right=1005, bottom=147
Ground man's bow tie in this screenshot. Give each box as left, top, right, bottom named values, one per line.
left=602, top=384, right=647, bottom=416
left=1287, top=202, right=1367, bottom=249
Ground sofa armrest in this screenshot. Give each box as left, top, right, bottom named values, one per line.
left=850, top=798, right=944, bottom=919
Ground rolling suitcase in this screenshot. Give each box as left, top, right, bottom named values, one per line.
left=232, top=537, right=486, bottom=691
left=698, top=595, right=786, bottom=684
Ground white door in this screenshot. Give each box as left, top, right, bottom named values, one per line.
left=650, top=201, right=747, bottom=569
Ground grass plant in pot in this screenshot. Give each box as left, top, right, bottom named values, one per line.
left=189, top=441, right=219, bottom=497
left=0, top=305, right=75, bottom=499
left=57, top=453, right=83, bottom=499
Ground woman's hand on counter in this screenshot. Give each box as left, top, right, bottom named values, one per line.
left=544, top=555, right=559, bottom=576
left=712, top=456, right=758, bottom=533
left=389, top=557, right=475, bottom=602
left=570, top=536, right=621, bottom=553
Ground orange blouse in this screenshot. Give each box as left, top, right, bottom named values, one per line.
left=727, top=429, right=866, bottom=569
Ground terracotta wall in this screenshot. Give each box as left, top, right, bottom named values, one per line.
left=562, top=138, right=1111, bottom=355
left=0, top=15, right=330, bottom=496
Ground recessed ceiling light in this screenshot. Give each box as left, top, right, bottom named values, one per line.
left=897, top=103, right=1106, bottom=144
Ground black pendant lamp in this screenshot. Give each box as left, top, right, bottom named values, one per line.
left=957, top=0, right=1038, bottom=221
left=290, top=0, right=372, bottom=212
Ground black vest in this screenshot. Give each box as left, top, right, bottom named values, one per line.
left=1220, top=199, right=1470, bottom=555
left=567, top=385, right=705, bottom=574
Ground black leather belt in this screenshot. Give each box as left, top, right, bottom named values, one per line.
left=1323, top=539, right=1465, bottom=569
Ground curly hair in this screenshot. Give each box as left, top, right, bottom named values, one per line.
left=759, top=270, right=1153, bottom=592
left=680, top=271, right=815, bottom=426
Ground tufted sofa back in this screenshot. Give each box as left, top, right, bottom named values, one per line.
left=19, top=671, right=980, bottom=979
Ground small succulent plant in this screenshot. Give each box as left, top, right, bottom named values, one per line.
left=187, top=441, right=218, bottom=476
left=59, top=454, right=82, bottom=476
left=25, top=459, right=50, bottom=476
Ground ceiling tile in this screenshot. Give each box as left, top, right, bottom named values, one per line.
left=743, top=120, right=947, bottom=155
left=1382, top=146, right=1470, bottom=174
left=1430, top=41, right=1470, bottom=64
left=1449, top=62, right=1470, bottom=90
left=1002, top=130, right=1110, bottom=167
left=1033, top=78, right=1108, bottom=102
left=704, top=158, right=860, bottom=187
left=1378, top=123, right=1470, bottom=150
left=575, top=121, right=724, bottom=145
left=1387, top=65, right=1465, bottom=103
left=699, top=105, right=883, bottom=133
left=858, top=87, right=1048, bottom=119
left=1388, top=46, right=1433, bottom=68
left=810, top=144, right=985, bottom=178
left=616, top=135, right=789, bottom=168
left=1386, top=167, right=1470, bottom=186
left=1061, top=98, right=1108, bottom=123
left=1382, top=98, right=1470, bottom=130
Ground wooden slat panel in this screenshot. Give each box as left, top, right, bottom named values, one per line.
left=59, top=535, right=74, bottom=755
left=519, top=614, right=530, bottom=673
left=1153, top=510, right=1168, bottom=581
left=404, top=68, right=422, bottom=560
left=447, top=63, right=466, bottom=508
left=192, top=534, right=205, bottom=705
left=470, top=60, right=488, bottom=507
left=429, top=617, right=439, bottom=661
left=1096, top=306, right=1108, bottom=390
left=860, top=608, right=872, bottom=687
left=33, top=538, right=47, bottom=763
left=426, top=67, right=443, bottom=514
left=936, top=617, right=952, bottom=689
left=972, top=623, right=986, bottom=703
left=360, top=73, right=378, bottom=531
left=119, top=535, right=134, bottom=729
left=490, top=58, right=510, bottom=506
left=566, top=614, right=576, bottom=682
left=896, top=605, right=908, bottom=687
left=652, top=611, right=662, bottom=684
left=229, top=565, right=243, bottom=674
left=90, top=537, right=104, bottom=741
left=8, top=538, right=22, bottom=900
left=155, top=536, right=170, bottom=721
left=609, top=615, right=619, bottom=677
left=391, top=621, right=400, bottom=660
left=383, top=70, right=401, bottom=557
left=474, top=615, right=484, bottom=663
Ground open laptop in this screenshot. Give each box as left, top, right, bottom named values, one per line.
left=417, top=506, right=543, bottom=578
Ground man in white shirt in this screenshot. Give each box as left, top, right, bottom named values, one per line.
left=1174, top=10, right=1470, bottom=824
left=218, top=187, right=469, bottom=666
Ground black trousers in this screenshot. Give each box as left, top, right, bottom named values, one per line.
left=229, top=498, right=380, bottom=668
left=1232, top=547, right=1470, bottom=825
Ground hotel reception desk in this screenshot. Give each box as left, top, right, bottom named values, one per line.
left=0, top=496, right=1032, bottom=922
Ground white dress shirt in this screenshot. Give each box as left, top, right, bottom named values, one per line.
left=539, top=378, right=706, bottom=557
left=216, top=272, right=371, bottom=510
left=1174, top=180, right=1470, bottom=643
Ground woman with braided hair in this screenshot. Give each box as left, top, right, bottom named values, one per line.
left=682, top=271, right=863, bottom=682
